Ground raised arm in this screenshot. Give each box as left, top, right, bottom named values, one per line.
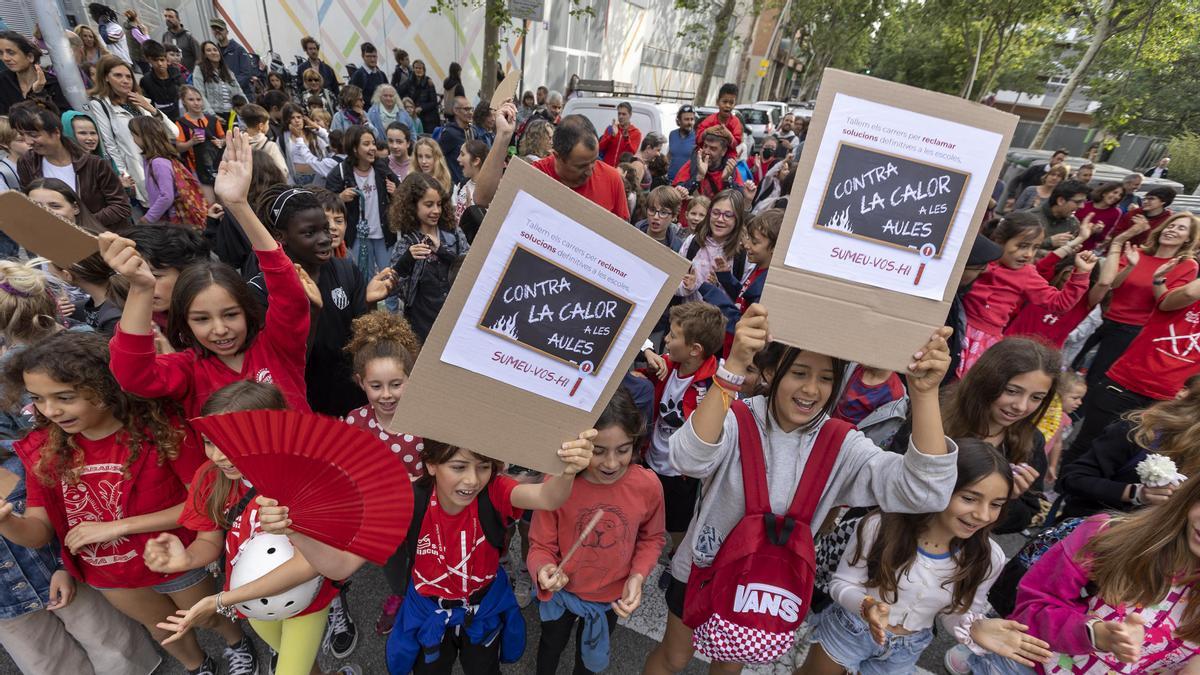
left=510, top=430, right=596, bottom=510
left=214, top=127, right=279, bottom=252
left=474, top=100, right=516, bottom=208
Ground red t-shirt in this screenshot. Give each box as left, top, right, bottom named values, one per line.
left=17, top=426, right=203, bottom=588
left=343, top=405, right=425, bottom=479
left=1106, top=254, right=1198, bottom=325
left=108, top=247, right=311, bottom=417
left=411, top=475, right=521, bottom=600
left=1108, top=296, right=1200, bottom=400
left=694, top=113, right=744, bottom=151
left=531, top=156, right=630, bottom=221
left=178, top=461, right=337, bottom=617
left=1075, top=202, right=1122, bottom=250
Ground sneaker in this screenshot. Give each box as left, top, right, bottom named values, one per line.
left=189, top=655, right=217, bottom=675
left=944, top=643, right=972, bottom=675
left=512, top=571, right=532, bottom=609
left=223, top=637, right=259, bottom=675
left=323, top=589, right=359, bottom=658
left=376, top=594, right=403, bottom=635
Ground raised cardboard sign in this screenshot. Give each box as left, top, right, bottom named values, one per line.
left=0, top=191, right=99, bottom=268
left=761, top=69, right=1017, bottom=371
left=389, top=159, right=688, bottom=474
left=491, top=69, right=522, bottom=109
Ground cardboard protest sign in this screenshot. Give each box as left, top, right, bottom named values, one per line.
left=389, top=159, right=688, bottom=474
left=761, top=69, right=1017, bottom=370
left=0, top=191, right=99, bottom=268
left=491, top=69, right=522, bottom=109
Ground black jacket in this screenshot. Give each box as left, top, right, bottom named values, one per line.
left=391, top=227, right=469, bottom=340
left=0, top=69, right=70, bottom=115
left=400, top=76, right=439, bottom=132
left=323, top=158, right=399, bottom=249
left=1059, top=419, right=1141, bottom=519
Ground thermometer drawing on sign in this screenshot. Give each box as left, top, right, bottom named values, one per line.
left=569, top=360, right=595, bottom=397
left=915, top=243, right=936, bottom=285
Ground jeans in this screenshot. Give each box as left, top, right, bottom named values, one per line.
left=366, top=236, right=389, bottom=275
left=810, top=603, right=934, bottom=675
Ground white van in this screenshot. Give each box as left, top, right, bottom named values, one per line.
left=561, top=97, right=682, bottom=143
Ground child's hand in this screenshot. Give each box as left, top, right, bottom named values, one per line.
left=537, top=564, right=569, bottom=592
left=713, top=256, right=731, bottom=274
left=385, top=178, right=397, bottom=195
left=366, top=268, right=397, bottom=303
left=55, top=294, right=75, bottom=319
left=294, top=265, right=322, bottom=308
left=214, top=127, right=254, bottom=206
left=1094, top=614, right=1145, bottom=664
left=46, top=570, right=76, bottom=610
left=644, top=349, right=668, bottom=381
left=970, top=618, right=1052, bottom=667
left=409, top=242, right=433, bottom=260
left=1010, top=463, right=1039, bottom=497
left=727, top=303, right=770, bottom=374
left=905, top=327, right=952, bottom=396
left=143, top=532, right=190, bottom=574
left=256, top=496, right=294, bottom=535
left=207, top=202, right=225, bottom=220
left=861, top=597, right=890, bottom=645
left=1074, top=250, right=1098, bottom=273
left=612, top=573, right=644, bottom=618
left=558, top=429, right=597, bottom=476
left=158, top=595, right=218, bottom=645
left=152, top=324, right=175, bottom=355
left=64, top=520, right=125, bottom=554
left=99, top=232, right=156, bottom=290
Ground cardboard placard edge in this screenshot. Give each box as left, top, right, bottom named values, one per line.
left=388, top=158, right=689, bottom=474
left=764, top=68, right=1017, bottom=371
left=491, top=70, right=522, bottom=110
left=0, top=191, right=99, bottom=268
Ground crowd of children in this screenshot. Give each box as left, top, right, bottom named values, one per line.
left=2, top=20, right=1200, bottom=675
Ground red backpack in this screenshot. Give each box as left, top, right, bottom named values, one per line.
left=683, top=400, right=851, bottom=664
left=165, top=159, right=211, bottom=229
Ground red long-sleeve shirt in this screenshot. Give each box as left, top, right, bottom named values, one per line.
left=527, top=464, right=666, bottom=603
left=597, top=123, right=642, bottom=167
left=961, top=253, right=1090, bottom=335
left=694, top=113, right=743, bottom=152
left=108, top=246, right=311, bottom=417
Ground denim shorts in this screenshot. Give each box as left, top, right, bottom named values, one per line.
left=968, top=651, right=1037, bottom=675
left=810, top=602, right=934, bottom=675
left=92, top=567, right=210, bottom=594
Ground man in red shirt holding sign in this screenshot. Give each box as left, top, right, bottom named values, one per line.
left=476, top=101, right=629, bottom=220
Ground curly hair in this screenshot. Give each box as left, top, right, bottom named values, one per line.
left=3, top=331, right=185, bottom=486
left=388, top=172, right=454, bottom=235
left=345, top=310, right=421, bottom=377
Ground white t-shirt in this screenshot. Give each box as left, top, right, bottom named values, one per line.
left=41, top=158, right=77, bottom=188
left=648, top=369, right=695, bottom=476
left=354, top=168, right=383, bottom=239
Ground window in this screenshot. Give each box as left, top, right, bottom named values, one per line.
left=547, top=0, right=609, bottom=89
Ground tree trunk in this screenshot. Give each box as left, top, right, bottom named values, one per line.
left=695, top=0, right=738, bottom=105
left=1030, top=0, right=1114, bottom=149
left=735, top=6, right=763, bottom=93
left=481, top=0, right=501, bottom=100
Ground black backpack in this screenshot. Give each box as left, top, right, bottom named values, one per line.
left=382, top=480, right=509, bottom=596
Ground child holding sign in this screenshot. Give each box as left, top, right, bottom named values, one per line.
left=643, top=304, right=958, bottom=674
left=527, top=388, right=666, bottom=675
left=958, top=212, right=1096, bottom=376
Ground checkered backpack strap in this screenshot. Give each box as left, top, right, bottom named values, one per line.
left=814, top=515, right=862, bottom=593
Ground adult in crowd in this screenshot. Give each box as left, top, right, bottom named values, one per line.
left=1072, top=211, right=1198, bottom=390
left=348, top=42, right=387, bottom=105
left=1013, top=164, right=1067, bottom=211
left=1105, top=186, right=1176, bottom=245
left=441, top=62, right=465, bottom=121
left=1073, top=161, right=1094, bottom=185
left=667, top=104, right=696, bottom=181
left=1012, top=147, right=1069, bottom=196
left=297, top=36, right=339, bottom=95
left=470, top=101, right=495, bottom=147
left=1076, top=181, right=1126, bottom=249
left=673, top=124, right=748, bottom=199
left=85, top=55, right=177, bottom=207
left=331, top=85, right=369, bottom=132
left=192, top=41, right=246, bottom=120
left=776, top=112, right=797, bottom=153
left=390, top=48, right=412, bottom=92
left=516, top=90, right=538, bottom=125
left=1118, top=172, right=1143, bottom=212
left=73, top=25, right=107, bottom=67
left=160, top=7, right=200, bottom=71
left=11, top=102, right=130, bottom=229
left=1145, top=156, right=1170, bottom=179
left=367, top=85, right=413, bottom=139
left=1025, top=180, right=1088, bottom=249
left=209, top=18, right=257, bottom=94
left=476, top=102, right=629, bottom=220
left=324, top=124, right=399, bottom=273
left=518, top=118, right=553, bottom=162
left=398, top=59, right=439, bottom=133
left=598, top=101, right=642, bottom=166
left=536, top=86, right=548, bottom=106
left=438, top=95, right=474, bottom=185
left=299, top=68, right=337, bottom=116
left=0, top=32, right=70, bottom=115
left=543, top=90, right=565, bottom=123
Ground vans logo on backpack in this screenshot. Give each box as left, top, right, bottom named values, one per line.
left=733, top=583, right=802, bottom=622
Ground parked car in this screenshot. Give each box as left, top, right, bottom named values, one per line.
left=561, top=97, right=679, bottom=144
left=735, top=103, right=779, bottom=149
left=754, top=100, right=790, bottom=125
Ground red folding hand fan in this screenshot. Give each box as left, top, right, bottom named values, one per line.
left=191, top=409, right=413, bottom=566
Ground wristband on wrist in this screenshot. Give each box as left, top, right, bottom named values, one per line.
left=1085, top=617, right=1101, bottom=649
left=215, top=592, right=237, bottom=620
left=716, top=361, right=746, bottom=386
left=1131, top=484, right=1145, bottom=506
left=953, top=612, right=991, bottom=656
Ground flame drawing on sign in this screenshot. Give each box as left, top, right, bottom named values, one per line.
left=491, top=313, right=519, bottom=339
left=825, top=206, right=853, bottom=233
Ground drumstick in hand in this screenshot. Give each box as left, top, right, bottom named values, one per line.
left=558, top=509, right=604, bottom=570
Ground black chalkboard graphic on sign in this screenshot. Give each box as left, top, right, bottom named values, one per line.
left=479, top=245, right=635, bottom=373
left=814, top=142, right=970, bottom=257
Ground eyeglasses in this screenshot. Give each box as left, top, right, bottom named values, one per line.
left=711, top=209, right=737, bottom=221
left=649, top=207, right=674, bottom=217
